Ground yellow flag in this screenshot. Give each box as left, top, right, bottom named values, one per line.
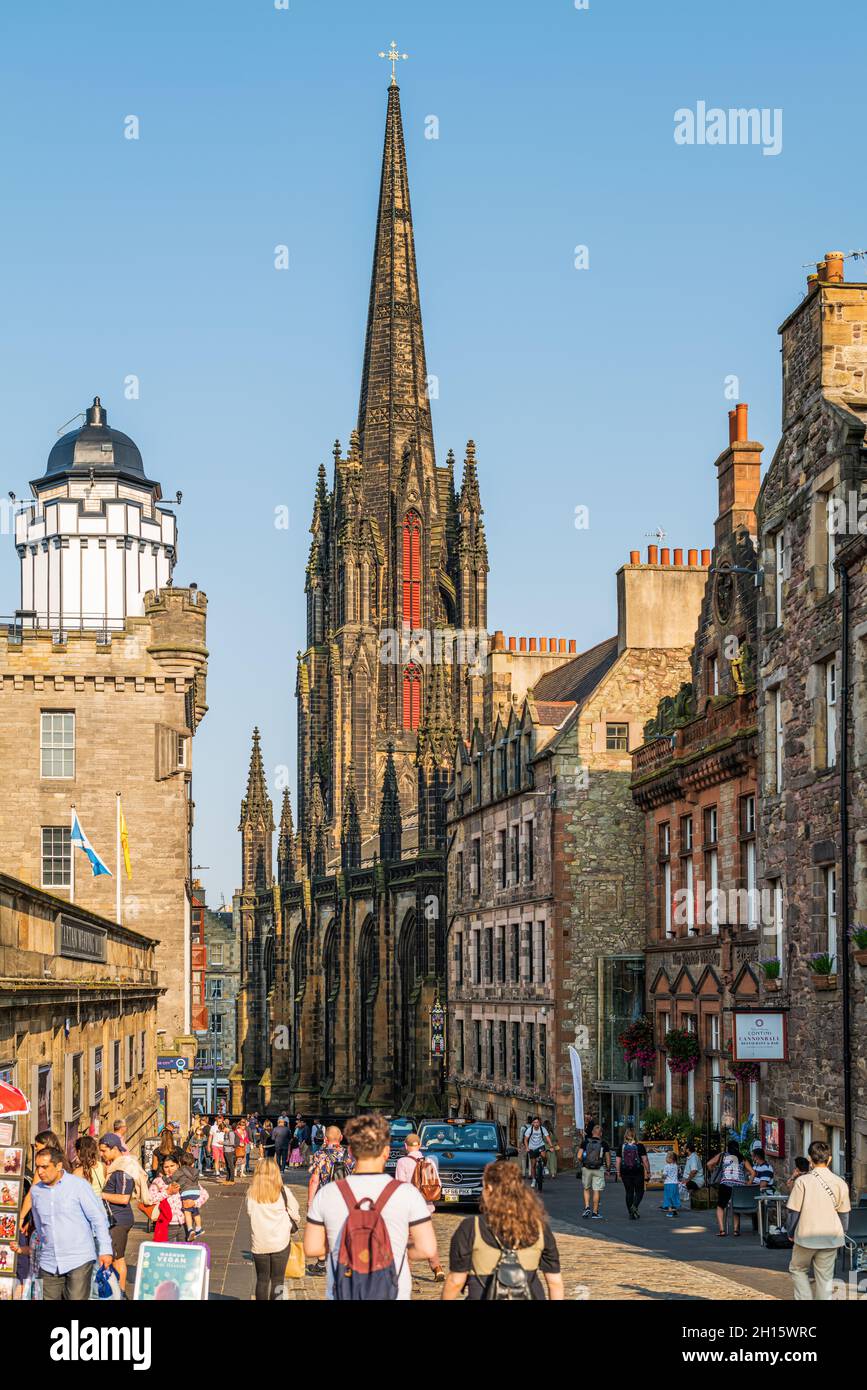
left=119, top=801, right=132, bottom=879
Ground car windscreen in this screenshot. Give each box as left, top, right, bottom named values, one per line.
left=389, top=1119, right=414, bottom=1140
left=419, top=1123, right=498, bottom=1151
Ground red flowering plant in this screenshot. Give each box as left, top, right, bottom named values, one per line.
left=664, top=1027, right=700, bottom=1075
left=619, top=1015, right=656, bottom=1070
left=726, top=1041, right=760, bottom=1084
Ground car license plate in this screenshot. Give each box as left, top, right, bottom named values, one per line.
left=442, top=1187, right=472, bottom=1201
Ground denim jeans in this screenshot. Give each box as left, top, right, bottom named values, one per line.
left=40, top=1261, right=95, bottom=1302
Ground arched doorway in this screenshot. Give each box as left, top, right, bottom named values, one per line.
left=485, top=1102, right=495, bottom=1122
left=322, top=921, right=339, bottom=1083
left=357, top=918, right=379, bottom=1088
left=508, top=1110, right=518, bottom=1147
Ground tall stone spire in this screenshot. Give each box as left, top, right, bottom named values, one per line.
left=357, top=82, right=435, bottom=503
left=341, top=766, right=362, bottom=869
left=417, top=661, right=458, bottom=852
left=378, top=743, right=403, bottom=862
left=239, top=727, right=275, bottom=889
left=277, top=786, right=296, bottom=887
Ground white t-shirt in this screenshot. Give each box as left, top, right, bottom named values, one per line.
left=210, top=1124, right=224, bottom=1149
left=246, top=1185, right=301, bottom=1255
left=526, top=1126, right=550, bottom=1152
left=307, top=1173, right=432, bottom=1300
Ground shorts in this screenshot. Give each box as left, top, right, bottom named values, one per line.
left=717, top=1183, right=733, bottom=1208
left=581, top=1167, right=606, bottom=1192
left=110, top=1224, right=131, bottom=1258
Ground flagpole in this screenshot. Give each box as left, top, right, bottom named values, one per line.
left=69, top=804, right=75, bottom=905
left=116, top=793, right=122, bottom=925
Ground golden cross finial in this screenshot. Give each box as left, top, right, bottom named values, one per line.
left=378, top=39, right=408, bottom=85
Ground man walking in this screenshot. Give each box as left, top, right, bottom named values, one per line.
left=303, top=1113, right=437, bottom=1300
left=577, top=1123, right=611, bottom=1221
left=786, top=1140, right=850, bottom=1300
left=395, top=1133, right=444, bottom=1282
left=305, top=1124, right=354, bottom=1275
left=26, top=1144, right=113, bottom=1300
left=272, top=1116, right=291, bottom=1174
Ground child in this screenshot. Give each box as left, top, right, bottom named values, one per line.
left=175, top=1150, right=204, bottom=1242
left=661, top=1151, right=681, bottom=1217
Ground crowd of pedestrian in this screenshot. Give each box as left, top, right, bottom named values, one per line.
left=8, top=1107, right=857, bottom=1303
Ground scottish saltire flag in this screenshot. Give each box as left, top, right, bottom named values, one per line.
left=70, top=811, right=112, bottom=877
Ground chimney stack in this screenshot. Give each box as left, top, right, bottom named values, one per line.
left=735, top=402, right=748, bottom=441
left=824, top=250, right=845, bottom=284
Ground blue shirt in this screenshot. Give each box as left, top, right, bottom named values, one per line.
left=30, top=1171, right=112, bottom=1275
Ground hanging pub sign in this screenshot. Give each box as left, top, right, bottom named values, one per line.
left=732, top=1011, right=788, bottom=1062
left=430, top=999, right=445, bottom=1057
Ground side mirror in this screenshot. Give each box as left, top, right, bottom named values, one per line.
left=505, top=1146, right=519, bottom=1159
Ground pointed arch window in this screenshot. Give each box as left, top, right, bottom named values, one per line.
left=402, top=510, right=422, bottom=630
left=402, top=662, right=422, bottom=730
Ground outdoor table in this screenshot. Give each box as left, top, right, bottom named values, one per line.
left=756, top=1190, right=787, bottom=1245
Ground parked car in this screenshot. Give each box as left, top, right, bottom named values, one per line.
left=418, top=1119, right=518, bottom=1207
left=384, top=1116, right=417, bottom=1175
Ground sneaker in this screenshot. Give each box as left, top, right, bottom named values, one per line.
left=581, top=1206, right=592, bottom=1219
left=591, top=1212, right=603, bottom=1221
left=667, top=1211, right=676, bottom=1218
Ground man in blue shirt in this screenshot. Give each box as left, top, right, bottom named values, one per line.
left=28, top=1144, right=113, bottom=1300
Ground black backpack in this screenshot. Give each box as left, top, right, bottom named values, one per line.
left=583, top=1138, right=604, bottom=1170
left=483, top=1236, right=534, bottom=1302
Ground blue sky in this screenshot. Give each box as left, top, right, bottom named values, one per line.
left=1, top=0, right=864, bottom=907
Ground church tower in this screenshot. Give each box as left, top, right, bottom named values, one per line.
left=239, top=727, right=274, bottom=890
left=297, top=75, right=488, bottom=867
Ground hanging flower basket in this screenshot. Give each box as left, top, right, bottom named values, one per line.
left=664, top=1028, right=700, bottom=1075
left=618, top=1015, right=656, bottom=1070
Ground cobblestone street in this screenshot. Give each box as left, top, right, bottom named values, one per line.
left=125, top=1170, right=787, bottom=1301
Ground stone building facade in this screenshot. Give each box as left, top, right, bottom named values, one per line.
left=755, top=251, right=867, bottom=1190
left=0, top=871, right=161, bottom=1154
left=191, top=881, right=239, bottom=1113
left=234, top=79, right=488, bottom=1117
left=446, top=556, right=707, bottom=1160
left=0, top=398, right=209, bottom=1126
left=631, top=407, right=764, bottom=1138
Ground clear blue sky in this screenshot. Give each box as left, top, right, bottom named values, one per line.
left=1, top=0, right=864, bottom=908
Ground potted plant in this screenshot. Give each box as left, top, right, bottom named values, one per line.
left=808, top=952, right=837, bottom=990
left=726, top=1044, right=761, bottom=1085
left=851, top=927, right=867, bottom=967
left=759, top=957, right=781, bottom=992
left=619, top=1015, right=657, bottom=1070
left=663, top=1027, right=701, bottom=1075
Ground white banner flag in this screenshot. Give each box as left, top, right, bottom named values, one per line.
left=568, top=1045, right=585, bottom=1132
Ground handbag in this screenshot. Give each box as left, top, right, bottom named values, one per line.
left=284, top=1241, right=305, bottom=1279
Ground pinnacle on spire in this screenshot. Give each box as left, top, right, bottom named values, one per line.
left=459, top=440, right=481, bottom=512
left=239, top=727, right=274, bottom=827
left=357, top=82, right=434, bottom=484
left=416, top=652, right=458, bottom=768
left=239, top=727, right=275, bottom=890
left=378, top=742, right=403, bottom=862
left=277, top=786, right=296, bottom=886
left=341, top=766, right=362, bottom=869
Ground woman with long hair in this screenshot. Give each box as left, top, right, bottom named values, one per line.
left=73, top=1135, right=106, bottom=1194
left=246, top=1157, right=301, bottom=1300
left=150, top=1127, right=178, bottom=1181
left=442, top=1160, right=564, bottom=1300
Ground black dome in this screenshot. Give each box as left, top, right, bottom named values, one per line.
left=43, top=398, right=146, bottom=480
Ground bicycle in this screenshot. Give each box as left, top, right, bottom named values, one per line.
left=533, top=1150, right=546, bottom=1193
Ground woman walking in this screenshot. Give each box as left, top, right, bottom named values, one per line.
left=442, top=1160, right=564, bottom=1300
left=246, top=1157, right=301, bottom=1301
left=222, top=1118, right=237, bottom=1183
left=209, top=1115, right=225, bottom=1178
left=73, top=1135, right=106, bottom=1194
left=615, top=1127, right=650, bottom=1219
left=707, top=1139, right=755, bottom=1236
left=149, top=1128, right=178, bottom=1182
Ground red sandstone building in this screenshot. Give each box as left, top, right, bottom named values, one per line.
left=632, top=407, right=764, bottom=1137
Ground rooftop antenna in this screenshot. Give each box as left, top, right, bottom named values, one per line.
left=644, top=526, right=667, bottom=546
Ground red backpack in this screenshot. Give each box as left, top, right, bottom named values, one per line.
left=331, top=1179, right=405, bottom=1300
